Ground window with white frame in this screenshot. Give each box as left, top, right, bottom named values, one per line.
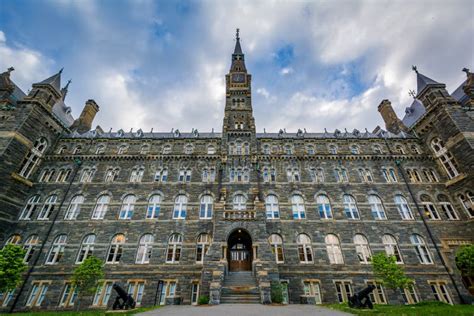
left=354, top=234, right=371, bottom=264
left=303, top=281, right=321, bottom=304
left=117, top=144, right=128, bottom=154
left=196, top=233, right=211, bottom=263
left=104, top=167, right=120, bottom=182
left=381, top=167, right=397, bottom=183
left=178, top=168, right=192, bottom=182
left=343, top=194, right=360, bottom=219
left=37, top=195, right=58, bottom=220
left=422, top=168, right=438, bottom=182
left=291, top=195, right=306, bottom=219
left=59, top=283, right=77, bottom=307
left=297, top=234, right=313, bottom=263
left=325, top=234, right=344, bottom=264
left=334, top=281, right=353, bottom=303
left=358, top=168, right=373, bottom=183
left=430, top=138, right=459, bottom=179
left=262, top=144, right=271, bottom=154
left=5, top=234, right=21, bottom=245
left=410, top=144, right=421, bottom=154
left=207, top=145, right=216, bottom=155
left=437, top=195, right=459, bottom=220
left=72, top=145, right=82, bottom=155
left=107, top=234, right=125, bottom=263
left=92, top=281, right=113, bottom=306
left=284, top=145, right=293, bottom=155
left=162, top=144, right=172, bottom=154
left=199, top=195, right=213, bottom=219
left=154, top=168, right=168, bottom=182
left=329, top=145, right=338, bottom=154
left=368, top=195, right=387, bottom=220
left=80, top=167, right=95, bottom=183
left=23, top=235, right=39, bottom=263
left=173, top=195, right=187, bottom=219
left=229, top=167, right=250, bottom=183
left=39, top=168, right=55, bottom=182
left=91, top=195, right=110, bottom=219
left=429, top=281, right=453, bottom=304
left=265, top=195, right=280, bottom=219
left=76, top=234, right=95, bottom=264
left=95, top=144, right=105, bottom=154
left=57, top=145, right=67, bottom=154
left=233, top=194, right=247, bottom=210
left=262, top=167, right=276, bottom=183
left=268, top=234, right=284, bottom=263
left=166, top=234, right=182, bottom=263
left=350, top=145, right=360, bottom=154
left=129, top=167, right=145, bottom=183
left=366, top=281, right=387, bottom=304
left=407, top=168, right=422, bottom=183
left=306, top=145, right=315, bottom=155
left=458, top=191, right=474, bottom=218
left=316, top=194, right=333, bottom=219
left=401, top=283, right=419, bottom=304
left=146, top=195, right=161, bottom=219
left=309, top=168, right=324, bottom=183
left=26, top=281, right=50, bottom=307
left=395, top=145, right=405, bottom=155
left=394, top=194, right=414, bottom=220
left=140, top=144, right=150, bottom=155
left=0, top=289, right=15, bottom=307
left=420, top=194, right=440, bottom=220
left=19, top=137, right=48, bottom=179
left=286, top=167, right=300, bottom=182
left=64, top=195, right=84, bottom=220
left=184, top=144, right=194, bottom=154
left=119, top=195, right=136, bottom=219
left=19, top=195, right=41, bottom=220
left=136, top=234, right=154, bottom=264
left=202, top=167, right=216, bottom=183
left=410, top=234, right=433, bottom=264
left=159, top=281, right=177, bottom=305
left=382, top=234, right=403, bottom=263
left=373, top=145, right=383, bottom=154
left=57, top=168, right=71, bottom=182
left=46, top=234, right=67, bottom=264
left=191, top=282, right=200, bottom=305
left=127, top=281, right=145, bottom=305
left=334, top=168, right=349, bottom=183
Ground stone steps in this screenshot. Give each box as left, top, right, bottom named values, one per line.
left=221, top=271, right=260, bottom=304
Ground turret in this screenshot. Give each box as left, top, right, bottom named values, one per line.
left=71, top=99, right=100, bottom=134
left=28, top=69, right=64, bottom=109
left=412, top=66, right=452, bottom=108
left=377, top=99, right=408, bottom=134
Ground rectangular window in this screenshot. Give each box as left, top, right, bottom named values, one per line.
left=429, top=281, right=453, bottom=304
left=26, top=281, right=50, bottom=307
left=334, top=281, right=352, bottom=303
left=127, top=281, right=145, bottom=306
left=440, top=203, right=459, bottom=220
left=159, top=281, right=177, bottom=305
left=401, top=284, right=419, bottom=305
left=0, top=289, right=15, bottom=307
left=423, top=203, right=441, bottom=220
left=191, top=283, right=199, bottom=305
left=93, top=281, right=113, bottom=306
left=59, top=283, right=78, bottom=307
left=303, top=281, right=322, bottom=304
left=366, top=281, right=386, bottom=304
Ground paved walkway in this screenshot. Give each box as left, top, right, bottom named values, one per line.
left=138, top=304, right=353, bottom=316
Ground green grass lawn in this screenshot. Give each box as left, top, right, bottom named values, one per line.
left=326, top=301, right=474, bottom=316
left=0, top=305, right=161, bottom=316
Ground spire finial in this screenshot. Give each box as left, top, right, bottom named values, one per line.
left=408, top=89, right=416, bottom=99
left=65, top=79, right=72, bottom=89
left=59, top=67, right=64, bottom=74
left=7, top=67, right=14, bottom=73
left=412, top=65, right=418, bottom=74
left=462, top=67, right=470, bottom=76
left=236, top=28, right=240, bottom=41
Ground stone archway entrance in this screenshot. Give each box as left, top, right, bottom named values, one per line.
left=227, top=229, right=252, bottom=271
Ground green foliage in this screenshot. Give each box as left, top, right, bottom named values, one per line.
left=270, top=281, right=283, bottom=304
left=71, top=256, right=104, bottom=296
left=327, top=302, right=474, bottom=316
left=371, top=252, right=413, bottom=289
left=197, top=295, right=209, bottom=305
left=455, top=245, right=474, bottom=277
left=0, top=244, right=27, bottom=292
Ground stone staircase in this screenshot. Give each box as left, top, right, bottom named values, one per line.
left=221, top=271, right=260, bottom=304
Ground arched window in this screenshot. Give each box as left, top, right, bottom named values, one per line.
left=284, top=145, right=293, bottom=155
left=72, top=145, right=82, bottom=155
left=184, top=144, right=194, bottom=154
left=410, top=234, right=433, bottom=264
left=316, top=194, right=332, bottom=219
left=19, top=137, right=48, bottom=179
left=196, top=233, right=211, bottom=263
left=117, top=145, right=128, bottom=154
left=286, top=168, right=300, bottom=182
left=162, top=144, right=172, bottom=154
left=382, top=234, right=403, bottom=263
left=178, top=168, right=192, bottom=182
left=265, top=195, right=280, bottom=219
left=306, top=145, right=315, bottom=155
left=200, top=195, right=213, bottom=219
left=95, top=144, right=105, bottom=154
left=430, top=138, right=459, bottom=179
left=368, top=195, right=386, bottom=220
left=107, top=234, right=125, bottom=263
left=329, top=145, right=337, bottom=154
left=394, top=195, right=413, bottom=220
left=395, top=145, right=405, bottom=155
left=207, top=145, right=216, bottom=155
left=373, top=145, right=383, bottom=154
left=350, top=145, right=360, bottom=154
left=80, top=167, right=96, bottom=183
left=458, top=191, right=474, bottom=218
left=410, top=144, right=421, bottom=154
left=23, top=235, right=39, bottom=263
left=57, top=145, right=67, bottom=154
left=268, top=234, right=284, bottom=263
left=354, top=234, right=371, bottom=264
left=407, top=168, right=422, bottom=183
left=420, top=194, right=440, bottom=220
left=202, top=167, right=216, bottom=183
left=19, top=195, right=41, bottom=220
left=105, top=167, right=120, bottom=182
left=437, top=194, right=459, bottom=220
left=6, top=234, right=21, bottom=245
left=129, top=167, right=145, bottom=183
left=343, top=194, right=359, bottom=219
left=309, top=167, right=325, bottom=183
left=233, top=194, right=247, bottom=211
left=291, top=195, right=306, bottom=219
left=91, top=195, right=110, bottom=220
left=173, top=195, right=187, bottom=219
left=325, top=234, right=343, bottom=264
left=154, top=168, right=168, bottom=182
left=262, top=144, right=270, bottom=154
left=56, top=168, right=71, bottom=182
left=297, top=234, right=313, bottom=263
left=38, top=195, right=58, bottom=220
left=140, top=144, right=150, bottom=155
left=358, top=168, right=373, bottom=183
left=46, top=234, right=67, bottom=264
left=146, top=195, right=161, bottom=219
left=76, top=234, right=96, bottom=263
left=119, top=195, right=136, bottom=220
left=334, top=168, right=349, bottom=183
left=382, top=167, right=397, bottom=183
left=136, top=234, right=154, bottom=264
left=65, top=195, right=84, bottom=220
left=166, top=234, right=182, bottom=263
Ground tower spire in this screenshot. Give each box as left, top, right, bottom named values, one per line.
left=233, top=28, right=243, bottom=55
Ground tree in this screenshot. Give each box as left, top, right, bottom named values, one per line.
left=71, top=256, right=104, bottom=308
left=455, top=244, right=474, bottom=277
left=0, top=244, right=27, bottom=293
left=371, top=252, right=413, bottom=289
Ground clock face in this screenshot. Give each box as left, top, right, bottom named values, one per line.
left=232, top=73, right=245, bottom=83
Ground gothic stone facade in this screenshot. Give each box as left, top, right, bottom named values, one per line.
left=0, top=34, right=473, bottom=310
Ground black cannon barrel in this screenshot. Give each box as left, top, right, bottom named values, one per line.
left=356, top=284, right=376, bottom=298
left=113, top=283, right=129, bottom=299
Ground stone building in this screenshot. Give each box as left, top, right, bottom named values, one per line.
left=0, top=31, right=473, bottom=310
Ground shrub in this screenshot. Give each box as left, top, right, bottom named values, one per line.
left=0, top=244, right=27, bottom=293
left=198, top=295, right=209, bottom=305
left=455, top=245, right=474, bottom=277
left=371, top=252, right=413, bottom=289
left=270, top=281, right=283, bottom=304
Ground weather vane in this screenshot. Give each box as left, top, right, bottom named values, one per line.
left=408, top=90, right=416, bottom=98
left=411, top=65, right=418, bottom=74
left=236, top=28, right=240, bottom=40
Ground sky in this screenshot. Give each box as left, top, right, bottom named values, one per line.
left=0, top=0, right=473, bottom=133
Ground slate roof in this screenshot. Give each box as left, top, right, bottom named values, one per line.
left=402, top=98, right=426, bottom=128
left=36, top=69, right=62, bottom=93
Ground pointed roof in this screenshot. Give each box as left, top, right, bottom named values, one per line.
left=37, top=68, right=63, bottom=93
left=412, top=65, right=443, bottom=95
left=233, top=28, right=243, bottom=55
left=61, top=79, right=71, bottom=101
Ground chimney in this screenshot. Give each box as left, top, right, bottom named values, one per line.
left=71, top=99, right=99, bottom=134
left=377, top=99, right=407, bottom=134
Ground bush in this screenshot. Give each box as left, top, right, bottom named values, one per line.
left=456, top=245, right=474, bottom=277
left=270, top=281, right=283, bottom=304
left=198, top=295, right=209, bottom=305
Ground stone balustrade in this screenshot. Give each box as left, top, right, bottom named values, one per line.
left=223, top=210, right=257, bottom=220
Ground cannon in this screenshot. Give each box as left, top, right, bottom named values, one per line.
left=348, top=285, right=376, bottom=309
left=112, top=283, right=136, bottom=310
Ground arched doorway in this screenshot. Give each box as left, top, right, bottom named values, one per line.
left=228, top=229, right=252, bottom=271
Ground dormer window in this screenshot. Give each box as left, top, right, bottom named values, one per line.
left=174, top=129, right=180, bottom=137
left=116, top=129, right=124, bottom=137
left=136, top=129, right=144, bottom=137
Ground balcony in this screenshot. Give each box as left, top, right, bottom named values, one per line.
left=223, top=210, right=256, bottom=221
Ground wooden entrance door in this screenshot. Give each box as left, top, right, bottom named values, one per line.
left=229, top=243, right=251, bottom=271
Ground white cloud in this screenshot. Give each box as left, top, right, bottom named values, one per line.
left=280, top=67, right=293, bottom=75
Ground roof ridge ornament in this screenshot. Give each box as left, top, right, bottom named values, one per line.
left=412, top=65, right=418, bottom=74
